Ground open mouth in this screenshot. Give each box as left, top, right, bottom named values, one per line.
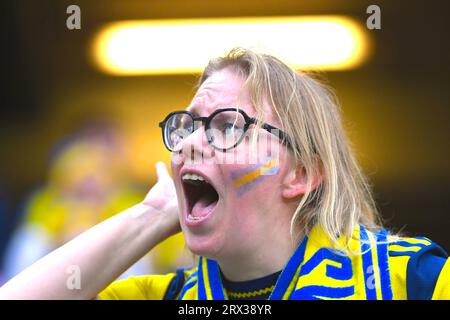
left=182, top=172, right=219, bottom=221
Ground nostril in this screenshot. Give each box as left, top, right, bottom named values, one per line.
left=190, top=145, right=195, bottom=162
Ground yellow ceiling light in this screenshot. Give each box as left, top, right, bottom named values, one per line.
left=92, top=16, right=371, bottom=75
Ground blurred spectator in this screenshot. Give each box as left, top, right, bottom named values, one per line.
left=2, top=121, right=188, bottom=282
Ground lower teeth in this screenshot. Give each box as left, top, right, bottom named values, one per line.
left=188, top=214, right=201, bottom=220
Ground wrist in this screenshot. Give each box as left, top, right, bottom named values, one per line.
left=124, top=202, right=180, bottom=245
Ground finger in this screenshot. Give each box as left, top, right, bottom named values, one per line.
left=155, top=161, right=171, bottom=181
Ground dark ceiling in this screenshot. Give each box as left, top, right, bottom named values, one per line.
left=2, top=0, right=450, bottom=121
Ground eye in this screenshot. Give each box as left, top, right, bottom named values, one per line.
left=209, top=110, right=246, bottom=144
left=172, top=130, right=184, bottom=140
left=169, top=128, right=190, bottom=148
left=219, top=121, right=245, bottom=138
left=222, top=122, right=237, bottom=135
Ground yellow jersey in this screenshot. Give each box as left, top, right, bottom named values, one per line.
left=99, top=224, right=449, bottom=300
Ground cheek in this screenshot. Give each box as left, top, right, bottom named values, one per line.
left=170, top=152, right=183, bottom=171
left=226, top=198, right=264, bottom=241
left=227, top=157, right=280, bottom=197
left=170, top=159, right=186, bottom=215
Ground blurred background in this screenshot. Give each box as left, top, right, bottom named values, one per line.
left=0, top=0, right=449, bottom=284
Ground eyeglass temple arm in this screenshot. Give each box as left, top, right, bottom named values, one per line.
left=248, top=118, right=293, bottom=149
left=264, top=124, right=293, bottom=148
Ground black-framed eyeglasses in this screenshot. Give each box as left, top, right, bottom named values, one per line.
left=158, top=107, right=292, bottom=152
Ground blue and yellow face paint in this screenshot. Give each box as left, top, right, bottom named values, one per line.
left=230, top=158, right=280, bottom=196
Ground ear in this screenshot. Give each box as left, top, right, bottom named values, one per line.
left=281, top=161, right=323, bottom=200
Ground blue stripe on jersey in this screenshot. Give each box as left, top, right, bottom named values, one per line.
left=290, top=285, right=355, bottom=300
left=376, top=230, right=393, bottom=300
left=178, top=279, right=197, bottom=300
left=197, top=257, right=207, bottom=300
left=391, top=241, right=427, bottom=249
left=360, top=225, right=377, bottom=300
left=406, top=242, right=448, bottom=300
left=389, top=250, right=417, bottom=257
left=163, top=268, right=186, bottom=300
left=206, top=259, right=226, bottom=299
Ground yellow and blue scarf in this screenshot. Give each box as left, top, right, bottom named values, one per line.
left=174, top=224, right=449, bottom=300
left=178, top=225, right=397, bottom=300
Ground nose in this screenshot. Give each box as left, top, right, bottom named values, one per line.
left=180, top=122, right=214, bottom=164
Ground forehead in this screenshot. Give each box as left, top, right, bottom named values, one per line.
left=187, top=69, right=253, bottom=116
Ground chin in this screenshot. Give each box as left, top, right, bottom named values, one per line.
left=183, top=231, right=225, bottom=260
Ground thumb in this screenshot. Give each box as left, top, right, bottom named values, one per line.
left=155, top=161, right=171, bottom=181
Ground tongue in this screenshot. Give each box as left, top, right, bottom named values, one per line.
left=191, top=195, right=217, bottom=217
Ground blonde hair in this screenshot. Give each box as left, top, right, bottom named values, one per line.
left=199, top=47, right=384, bottom=251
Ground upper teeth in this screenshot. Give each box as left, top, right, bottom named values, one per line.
left=182, top=173, right=206, bottom=182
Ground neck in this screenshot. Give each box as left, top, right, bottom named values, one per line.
left=217, top=210, right=298, bottom=282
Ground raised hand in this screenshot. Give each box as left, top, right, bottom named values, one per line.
left=142, top=161, right=181, bottom=235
